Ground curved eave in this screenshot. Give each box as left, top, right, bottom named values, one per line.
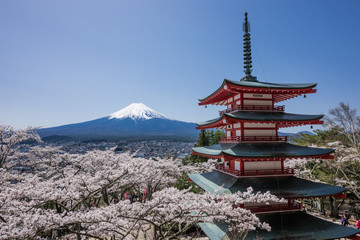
left=198, top=80, right=227, bottom=105
left=198, top=79, right=317, bottom=106
left=192, top=151, right=334, bottom=161
left=198, top=212, right=360, bottom=240
left=196, top=112, right=324, bottom=129
left=188, top=172, right=345, bottom=199
left=192, top=142, right=334, bottom=159
left=226, top=79, right=317, bottom=90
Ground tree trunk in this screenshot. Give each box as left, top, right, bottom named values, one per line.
left=328, top=196, right=340, bottom=218
left=317, top=198, right=325, bottom=215
left=153, top=225, right=159, bottom=240
left=103, top=188, right=109, bottom=205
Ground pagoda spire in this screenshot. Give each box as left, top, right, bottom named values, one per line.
left=241, top=12, right=257, bottom=82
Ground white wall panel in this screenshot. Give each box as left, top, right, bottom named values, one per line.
left=234, top=161, right=240, bottom=171
left=244, top=161, right=281, bottom=170
left=243, top=100, right=272, bottom=106
left=244, top=93, right=272, bottom=99
left=244, top=129, right=276, bottom=136
left=244, top=123, right=276, bottom=128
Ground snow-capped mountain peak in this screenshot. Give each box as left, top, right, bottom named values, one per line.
left=109, top=103, right=167, bottom=120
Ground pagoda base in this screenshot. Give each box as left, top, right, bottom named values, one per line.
left=199, top=211, right=360, bottom=240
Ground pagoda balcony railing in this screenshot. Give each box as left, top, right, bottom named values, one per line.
left=215, top=164, right=294, bottom=177
left=215, top=164, right=240, bottom=176
left=219, top=135, right=287, bottom=143
left=219, top=105, right=284, bottom=115
left=244, top=203, right=301, bottom=213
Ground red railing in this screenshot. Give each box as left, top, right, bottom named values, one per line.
left=245, top=203, right=301, bottom=213
left=219, top=136, right=287, bottom=143
left=240, top=168, right=294, bottom=176
left=219, top=105, right=284, bottom=115
left=215, top=164, right=294, bottom=177
left=215, top=164, right=240, bottom=176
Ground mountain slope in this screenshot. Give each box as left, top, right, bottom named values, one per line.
left=37, top=103, right=198, bottom=140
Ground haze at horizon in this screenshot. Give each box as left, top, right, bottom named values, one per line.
left=1, top=0, right=359, bottom=134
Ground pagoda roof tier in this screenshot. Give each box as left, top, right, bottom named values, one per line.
left=192, top=142, right=334, bottom=159
left=198, top=211, right=360, bottom=240
left=188, top=171, right=346, bottom=198
left=196, top=111, right=323, bottom=129
left=199, top=79, right=317, bottom=106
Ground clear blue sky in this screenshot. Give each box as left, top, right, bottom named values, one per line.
left=1, top=0, right=359, bottom=133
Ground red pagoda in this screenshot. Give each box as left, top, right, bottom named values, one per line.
left=188, top=13, right=360, bottom=239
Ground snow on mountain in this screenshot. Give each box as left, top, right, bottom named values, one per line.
left=109, top=103, right=167, bottom=120
left=38, top=103, right=198, bottom=140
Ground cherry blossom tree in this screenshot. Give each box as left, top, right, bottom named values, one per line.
left=290, top=102, right=360, bottom=217
left=0, top=125, right=40, bottom=168
left=0, top=144, right=283, bottom=239
left=326, top=102, right=360, bottom=149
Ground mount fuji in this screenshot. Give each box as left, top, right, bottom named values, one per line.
left=109, top=103, right=167, bottom=120
left=38, top=103, right=198, bottom=140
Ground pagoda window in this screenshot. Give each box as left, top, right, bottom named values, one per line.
left=224, top=161, right=229, bottom=168
left=234, top=94, right=240, bottom=100
left=236, top=100, right=241, bottom=105
left=228, top=97, right=233, bottom=103
left=236, top=130, right=241, bottom=136
left=226, top=131, right=231, bottom=137
left=234, top=123, right=241, bottom=128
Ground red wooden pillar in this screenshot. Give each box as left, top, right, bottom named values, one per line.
left=240, top=92, right=244, bottom=108
left=229, top=159, right=235, bottom=170
left=241, top=122, right=244, bottom=141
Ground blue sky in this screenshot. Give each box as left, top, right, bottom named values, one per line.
left=1, top=0, right=359, bottom=133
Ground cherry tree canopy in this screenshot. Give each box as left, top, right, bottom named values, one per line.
left=0, top=126, right=283, bottom=239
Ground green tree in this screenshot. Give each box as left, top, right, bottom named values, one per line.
left=183, top=129, right=225, bottom=164
left=294, top=128, right=347, bottom=147
left=206, top=129, right=226, bottom=145
left=176, top=129, right=225, bottom=192
left=196, top=129, right=209, bottom=148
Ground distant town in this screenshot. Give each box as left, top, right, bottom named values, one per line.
left=35, top=139, right=195, bottom=159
